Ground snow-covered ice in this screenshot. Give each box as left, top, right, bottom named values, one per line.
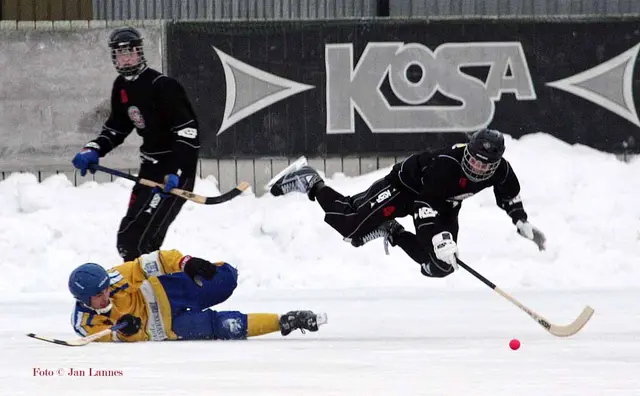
left=0, top=133, right=639, bottom=395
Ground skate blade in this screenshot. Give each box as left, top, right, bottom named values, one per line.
left=264, top=156, right=308, bottom=191
left=316, top=312, right=328, bottom=327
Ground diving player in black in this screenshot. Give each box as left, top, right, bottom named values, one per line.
left=72, top=27, right=201, bottom=261
left=266, top=128, right=546, bottom=278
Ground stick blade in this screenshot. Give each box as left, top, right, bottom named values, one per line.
left=26, top=333, right=87, bottom=347
left=204, top=183, right=249, bottom=205
left=548, top=306, right=595, bottom=337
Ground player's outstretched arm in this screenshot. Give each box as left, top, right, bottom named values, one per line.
left=493, top=161, right=546, bottom=250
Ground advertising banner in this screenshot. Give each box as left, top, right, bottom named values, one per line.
left=166, top=19, right=640, bottom=157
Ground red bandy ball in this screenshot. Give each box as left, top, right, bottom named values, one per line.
left=509, top=339, right=521, bottom=350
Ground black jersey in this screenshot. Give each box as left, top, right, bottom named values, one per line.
left=385, top=143, right=528, bottom=244
left=84, top=67, right=200, bottom=175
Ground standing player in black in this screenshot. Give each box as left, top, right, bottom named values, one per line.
left=267, top=129, right=546, bottom=278
left=72, top=27, right=201, bottom=261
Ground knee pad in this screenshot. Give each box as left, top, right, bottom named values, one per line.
left=215, top=263, right=239, bottom=291
left=212, top=311, right=248, bottom=340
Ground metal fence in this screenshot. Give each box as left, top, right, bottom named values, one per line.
left=0, top=156, right=407, bottom=196
left=2, top=0, right=640, bottom=21
left=92, top=0, right=378, bottom=20
left=390, top=0, right=640, bottom=18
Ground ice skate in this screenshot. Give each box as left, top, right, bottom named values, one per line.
left=279, top=310, right=327, bottom=336
left=264, top=156, right=308, bottom=192
left=348, top=220, right=405, bottom=254
left=266, top=156, right=324, bottom=197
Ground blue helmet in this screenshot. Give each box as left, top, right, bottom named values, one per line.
left=68, top=263, right=110, bottom=305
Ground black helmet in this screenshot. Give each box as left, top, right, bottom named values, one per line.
left=462, top=128, right=505, bottom=181
left=108, top=27, right=146, bottom=78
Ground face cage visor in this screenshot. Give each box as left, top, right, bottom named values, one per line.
left=111, top=45, right=145, bottom=78
left=462, top=146, right=501, bottom=182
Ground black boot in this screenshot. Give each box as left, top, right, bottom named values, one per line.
left=279, top=310, right=324, bottom=336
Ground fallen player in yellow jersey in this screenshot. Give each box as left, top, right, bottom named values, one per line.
left=68, top=249, right=326, bottom=341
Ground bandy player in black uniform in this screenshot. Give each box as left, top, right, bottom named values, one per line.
left=267, top=129, right=546, bottom=278
left=72, top=27, right=200, bottom=261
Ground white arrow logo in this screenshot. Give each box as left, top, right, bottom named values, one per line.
left=546, top=43, right=640, bottom=127
left=213, top=47, right=315, bottom=135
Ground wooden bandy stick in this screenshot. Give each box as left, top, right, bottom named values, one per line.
left=90, top=164, right=249, bottom=205
left=27, top=322, right=128, bottom=347
left=457, top=258, right=594, bottom=337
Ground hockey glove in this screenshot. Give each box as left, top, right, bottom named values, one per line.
left=180, top=256, right=218, bottom=286
left=71, top=148, right=99, bottom=177
left=116, top=314, right=142, bottom=337
left=432, top=231, right=459, bottom=270
left=516, top=220, right=546, bottom=251
left=163, top=173, right=180, bottom=193
left=153, top=173, right=180, bottom=197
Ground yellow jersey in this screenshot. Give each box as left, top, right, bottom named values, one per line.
left=70, top=249, right=187, bottom=342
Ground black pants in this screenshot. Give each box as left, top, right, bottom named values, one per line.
left=116, top=163, right=195, bottom=262
left=315, top=177, right=458, bottom=278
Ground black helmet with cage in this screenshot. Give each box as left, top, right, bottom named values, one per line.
left=462, top=128, right=505, bottom=182
left=108, top=26, right=147, bottom=79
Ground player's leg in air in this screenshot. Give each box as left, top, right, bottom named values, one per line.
left=266, top=157, right=413, bottom=248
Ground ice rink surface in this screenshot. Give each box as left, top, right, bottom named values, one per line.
left=2, top=288, right=639, bottom=395
left=1, top=133, right=639, bottom=394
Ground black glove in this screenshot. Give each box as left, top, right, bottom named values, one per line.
left=182, top=257, right=218, bottom=285
left=116, top=314, right=142, bottom=337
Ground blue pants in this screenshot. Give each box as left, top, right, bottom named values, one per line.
left=158, top=263, right=248, bottom=340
